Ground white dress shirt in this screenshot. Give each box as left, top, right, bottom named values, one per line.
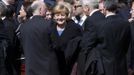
left=57, top=25, right=65, bottom=36
left=72, top=15, right=87, bottom=26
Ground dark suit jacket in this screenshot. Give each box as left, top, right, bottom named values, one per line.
left=3, top=18, right=21, bottom=75
left=3, top=18, right=16, bottom=45
left=85, top=15, right=130, bottom=75
left=85, top=49, right=104, bottom=75
left=0, top=19, right=8, bottom=40
left=129, top=21, right=134, bottom=70
left=20, top=16, right=59, bottom=75
left=3, top=18, right=18, bottom=59
left=77, top=10, right=105, bottom=75
left=0, top=19, right=8, bottom=75
left=50, top=19, right=82, bottom=75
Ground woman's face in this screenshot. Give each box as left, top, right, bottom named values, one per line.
left=53, top=13, right=67, bottom=25
left=19, top=5, right=26, bottom=18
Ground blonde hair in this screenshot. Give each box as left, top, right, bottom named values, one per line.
left=57, top=2, right=72, bottom=18
left=53, top=4, right=69, bottom=16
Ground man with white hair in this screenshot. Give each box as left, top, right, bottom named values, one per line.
left=79, top=0, right=105, bottom=31
left=20, top=1, right=59, bottom=75
left=77, top=0, right=105, bottom=75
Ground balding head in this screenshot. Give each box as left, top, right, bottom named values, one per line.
left=31, top=0, right=47, bottom=16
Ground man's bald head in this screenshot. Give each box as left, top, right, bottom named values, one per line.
left=31, top=0, right=47, bottom=16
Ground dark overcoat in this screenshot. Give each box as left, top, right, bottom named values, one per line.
left=20, top=16, right=59, bottom=75
left=50, top=19, right=82, bottom=75
left=84, top=15, right=130, bottom=75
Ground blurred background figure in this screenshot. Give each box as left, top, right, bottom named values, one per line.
left=45, top=3, right=53, bottom=20
left=18, top=5, right=27, bottom=23
left=71, top=0, right=88, bottom=29
left=45, top=8, right=52, bottom=20
left=99, top=0, right=105, bottom=14
left=116, top=0, right=131, bottom=21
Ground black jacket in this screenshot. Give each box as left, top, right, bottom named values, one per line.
left=50, top=19, right=83, bottom=75
left=85, top=15, right=130, bottom=75
left=77, top=10, right=105, bottom=75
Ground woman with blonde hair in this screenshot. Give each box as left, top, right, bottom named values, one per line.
left=50, top=4, right=83, bottom=75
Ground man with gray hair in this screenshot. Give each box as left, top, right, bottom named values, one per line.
left=77, top=0, right=105, bottom=32
left=20, top=1, right=59, bottom=75
left=77, top=0, right=105, bottom=75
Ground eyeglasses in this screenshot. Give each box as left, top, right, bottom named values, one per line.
left=74, top=5, right=82, bottom=9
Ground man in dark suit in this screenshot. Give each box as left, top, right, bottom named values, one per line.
left=20, top=1, right=59, bottom=75
left=77, top=0, right=105, bottom=75
left=0, top=1, right=9, bottom=75
left=3, top=5, right=21, bottom=75
left=80, top=0, right=130, bottom=75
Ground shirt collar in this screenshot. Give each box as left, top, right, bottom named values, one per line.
left=89, top=9, right=99, bottom=16
left=72, top=16, right=78, bottom=24
left=57, top=25, right=65, bottom=31
left=81, top=15, right=87, bottom=21
left=1, top=17, right=6, bottom=20
left=79, top=15, right=87, bottom=26
left=105, top=12, right=116, bottom=18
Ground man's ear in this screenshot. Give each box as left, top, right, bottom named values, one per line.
left=39, top=7, right=42, bottom=14
left=39, top=7, right=41, bottom=14
left=87, top=7, right=90, bottom=14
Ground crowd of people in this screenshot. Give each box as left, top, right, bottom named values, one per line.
left=0, top=0, right=134, bottom=75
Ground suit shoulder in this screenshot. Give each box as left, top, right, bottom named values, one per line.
left=67, top=20, right=82, bottom=29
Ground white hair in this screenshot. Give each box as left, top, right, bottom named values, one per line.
left=80, top=0, right=99, bottom=9
left=31, top=1, right=46, bottom=14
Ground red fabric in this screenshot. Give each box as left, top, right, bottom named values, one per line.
left=71, top=62, right=78, bottom=75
